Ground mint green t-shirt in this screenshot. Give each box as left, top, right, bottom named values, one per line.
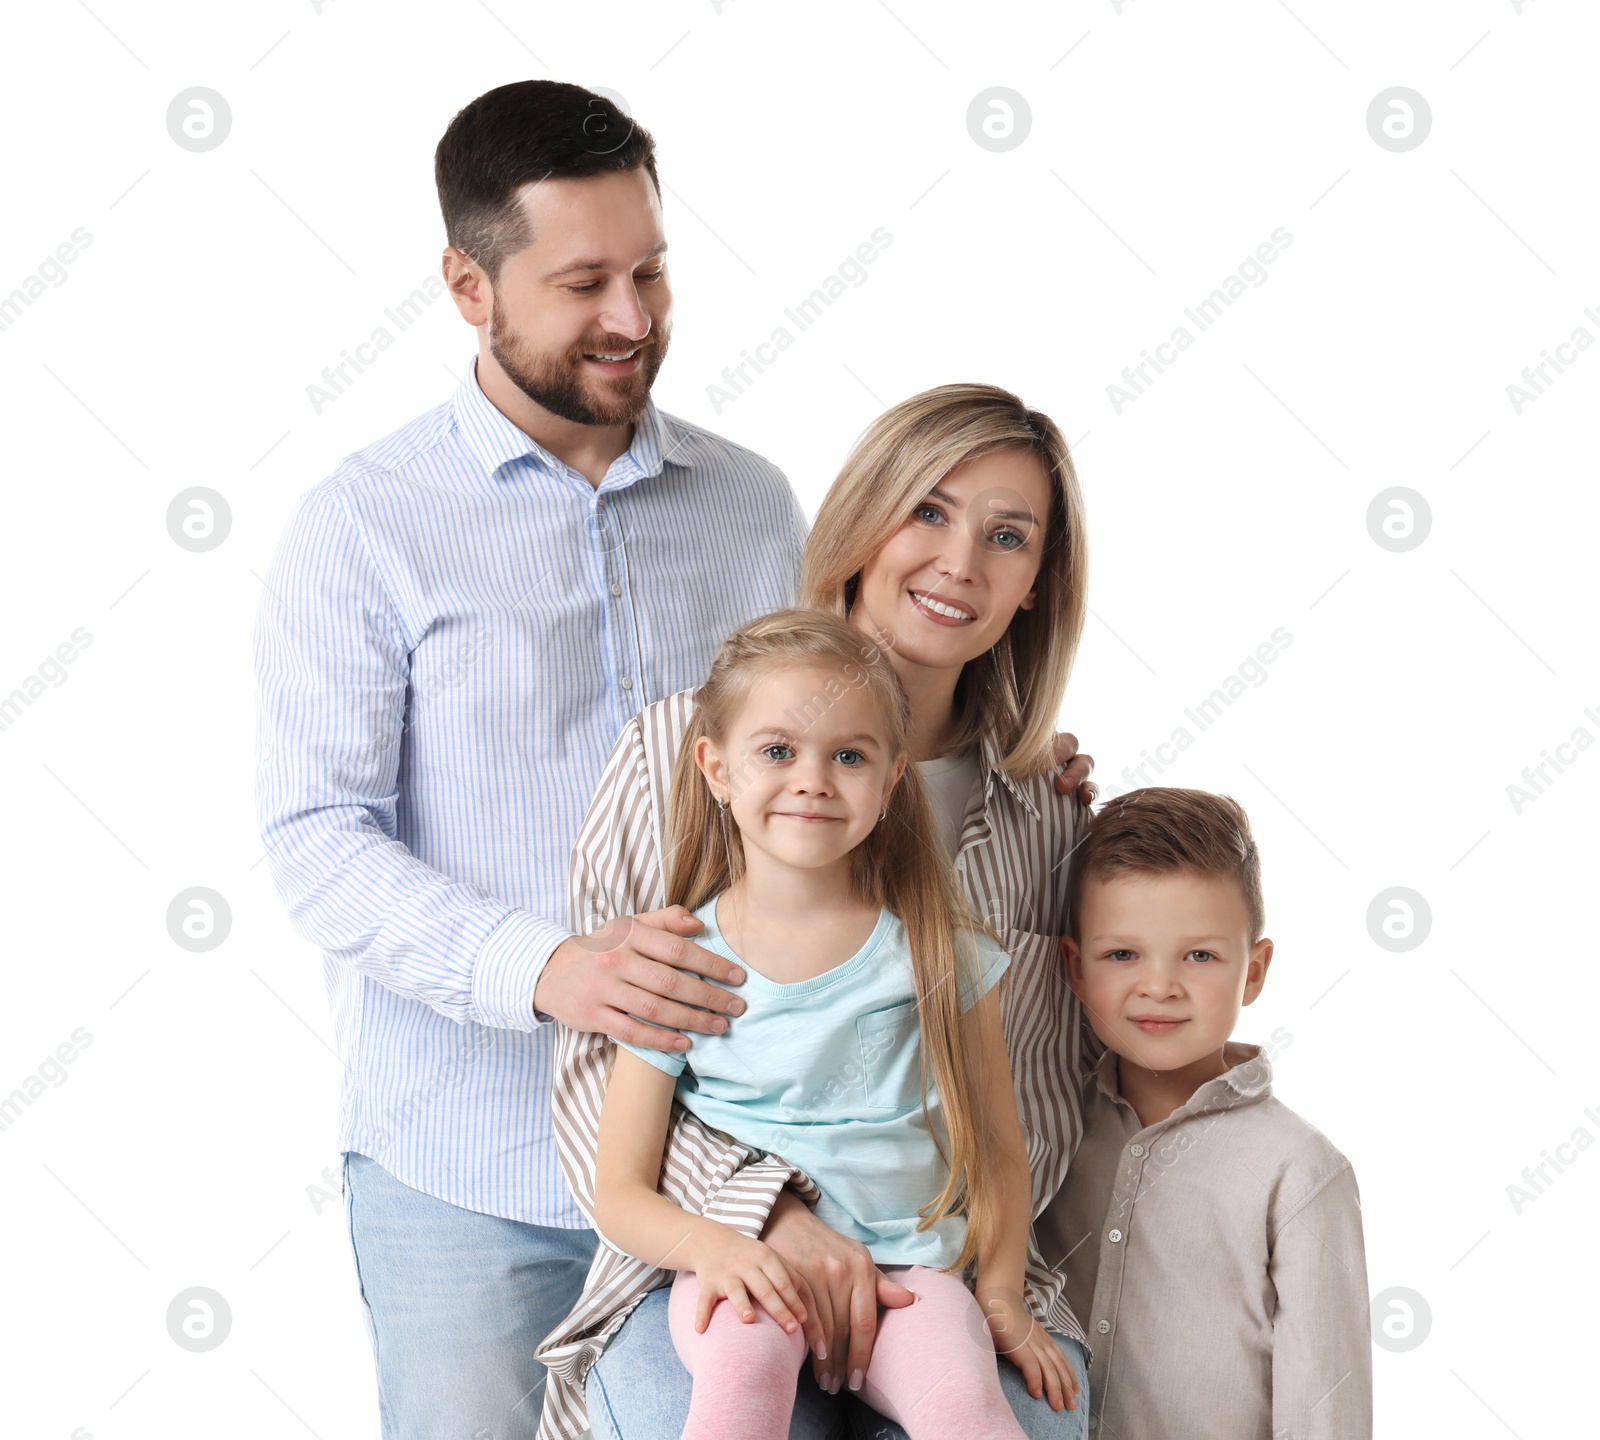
left=618, top=894, right=1011, bottom=1269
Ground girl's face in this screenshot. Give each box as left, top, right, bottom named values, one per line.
left=696, top=663, right=907, bottom=876
left=849, top=446, right=1053, bottom=673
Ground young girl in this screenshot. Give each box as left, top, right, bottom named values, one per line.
left=592, top=609, right=1075, bottom=1440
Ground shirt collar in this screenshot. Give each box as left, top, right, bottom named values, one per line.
left=977, top=728, right=1043, bottom=821
left=1092, top=1039, right=1273, bottom=1115
left=450, top=353, right=671, bottom=490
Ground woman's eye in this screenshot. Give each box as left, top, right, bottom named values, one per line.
left=833, top=748, right=865, bottom=767
left=911, top=503, right=944, bottom=525
left=988, top=525, right=1026, bottom=550
left=760, top=744, right=794, bottom=762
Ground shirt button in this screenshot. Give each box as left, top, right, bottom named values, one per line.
left=1108, top=1228, right=1123, bottom=1243
left=1129, top=1143, right=1145, bottom=1157
left=1096, top=1319, right=1110, bottom=1334
left=620, top=676, right=634, bottom=690
left=610, top=582, right=622, bottom=597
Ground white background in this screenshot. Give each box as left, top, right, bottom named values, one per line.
left=2, top=1, right=1594, bottom=1435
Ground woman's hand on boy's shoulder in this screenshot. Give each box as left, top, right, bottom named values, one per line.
left=1050, top=731, right=1097, bottom=808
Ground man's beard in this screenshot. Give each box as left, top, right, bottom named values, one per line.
left=488, top=290, right=669, bottom=427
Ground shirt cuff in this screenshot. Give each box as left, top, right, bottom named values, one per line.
left=473, top=910, right=570, bottom=1031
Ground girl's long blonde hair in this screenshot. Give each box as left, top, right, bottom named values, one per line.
left=801, top=383, right=1088, bottom=778
left=664, top=608, right=1005, bottom=1273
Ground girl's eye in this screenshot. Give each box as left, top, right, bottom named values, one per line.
left=760, top=744, right=794, bottom=762
left=833, top=748, right=865, bottom=767
left=1106, top=949, right=1134, bottom=962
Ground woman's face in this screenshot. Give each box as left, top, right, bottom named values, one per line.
left=851, top=446, right=1053, bottom=674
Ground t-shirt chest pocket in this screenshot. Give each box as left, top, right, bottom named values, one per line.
left=855, top=1000, right=924, bottom=1110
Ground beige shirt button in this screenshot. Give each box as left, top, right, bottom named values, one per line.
left=1129, top=1143, right=1145, bottom=1157
left=1108, top=1228, right=1123, bottom=1243
left=1096, top=1319, right=1111, bottom=1334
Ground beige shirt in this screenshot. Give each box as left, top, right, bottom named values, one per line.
left=1034, top=1041, right=1372, bottom=1440
left=534, top=688, right=1103, bottom=1439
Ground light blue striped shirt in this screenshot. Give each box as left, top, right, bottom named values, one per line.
left=254, top=354, right=807, bottom=1226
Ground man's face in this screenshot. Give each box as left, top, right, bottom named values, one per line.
left=486, top=167, right=673, bottom=426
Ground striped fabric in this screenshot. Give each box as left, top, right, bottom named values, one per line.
left=534, top=689, right=1107, bottom=1439
left=253, top=355, right=806, bottom=1227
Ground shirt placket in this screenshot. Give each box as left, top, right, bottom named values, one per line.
left=588, top=486, right=642, bottom=735
left=1088, top=1109, right=1179, bottom=1434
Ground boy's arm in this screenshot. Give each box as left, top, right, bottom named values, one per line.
left=1269, top=1162, right=1374, bottom=1439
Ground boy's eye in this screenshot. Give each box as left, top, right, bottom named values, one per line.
left=760, top=743, right=794, bottom=762
left=833, top=748, right=865, bottom=766
left=1188, top=950, right=1217, bottom=963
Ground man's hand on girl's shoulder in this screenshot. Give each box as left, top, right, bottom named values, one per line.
left=534, top=905, right=748, bottom=1049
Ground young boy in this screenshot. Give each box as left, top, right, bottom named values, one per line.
left=1039, top=787, right=1371, bottom=1439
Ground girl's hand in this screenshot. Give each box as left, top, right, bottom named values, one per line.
left=690, top=1229, right=815, bottom=1344
left=979, top=1286, right=1080, bottom=1412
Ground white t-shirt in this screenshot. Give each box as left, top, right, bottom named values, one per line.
left=917, top=745, right=983, bottom=860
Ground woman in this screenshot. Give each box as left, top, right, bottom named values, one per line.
left=537, top=383, right=1100, bottom=1440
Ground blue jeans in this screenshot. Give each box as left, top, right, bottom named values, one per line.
left=342, top=1151, right=600, bottom=1440
left=587, top=1284, right=1089, bottom=1440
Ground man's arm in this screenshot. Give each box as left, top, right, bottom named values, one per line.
left=253, top=484, right=562, bottom=1032
left=1269, top=1161, right=1374, bottom=1439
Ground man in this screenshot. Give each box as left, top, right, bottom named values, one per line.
left=255, top=80, right=1093, bottom=1438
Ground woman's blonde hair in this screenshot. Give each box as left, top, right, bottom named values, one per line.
left=800, top=383, right=1088, bottom=777
left=664, top=608, right=1006, bottom=1273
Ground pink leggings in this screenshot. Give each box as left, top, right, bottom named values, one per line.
left=666, top=1264, right=1028, bottom=1440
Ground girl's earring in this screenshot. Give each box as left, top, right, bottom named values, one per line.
left=716, top=796, right=727, bottom=814
left=879, top=802, right=888, bottom=821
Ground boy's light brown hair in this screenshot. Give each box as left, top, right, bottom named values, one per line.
left=1066, top=787, right=1265, bottom=942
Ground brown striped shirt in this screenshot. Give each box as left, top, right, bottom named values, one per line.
left=534, top=687, right=1103, bottom=1439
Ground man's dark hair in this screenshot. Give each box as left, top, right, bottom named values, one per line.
left=1067, top=787, right=1266, bottom=943
left=434, top=81, right=660, bottom=284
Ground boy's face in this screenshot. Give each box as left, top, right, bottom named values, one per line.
left=1063, top=869, right=1272, bottom=1075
